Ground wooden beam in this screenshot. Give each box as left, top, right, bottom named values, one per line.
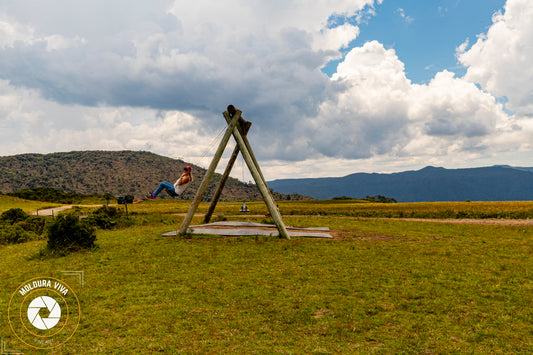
left=204, top=120, right=251, bottom=224
left=224, top=111, right=290, bottom=240
left=203, top=145, right=239, bottom=223
left=178, top=111, right=241, bottom=235
left=222, top=116, right=268, bottom=197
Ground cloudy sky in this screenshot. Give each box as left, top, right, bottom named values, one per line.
left=1, top=0, right=532, bottom=180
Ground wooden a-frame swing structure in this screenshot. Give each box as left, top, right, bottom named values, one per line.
left=177, top=106, right=291, bottom=240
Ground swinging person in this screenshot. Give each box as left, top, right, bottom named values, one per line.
left=148, top=166, right=193, bottom=199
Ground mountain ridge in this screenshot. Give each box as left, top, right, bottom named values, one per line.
left=0, top=150, right=267, bottom=201
left=3, top=151, right=533, bottom=202
left=268, top=165, right=533, bottom=202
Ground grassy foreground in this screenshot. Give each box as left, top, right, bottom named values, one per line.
left=0, top=200, right=532, bottom=353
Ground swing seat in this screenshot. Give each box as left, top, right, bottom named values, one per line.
left=239, top=202, right=250, bottom=212
left=165, top=189, right=178, bottom=198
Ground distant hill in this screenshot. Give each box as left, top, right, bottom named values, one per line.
left=268, top=166, right=533, bottom=202
left=0, top=150, right=272, bottom=201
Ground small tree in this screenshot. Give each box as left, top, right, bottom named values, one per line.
left=103, top=193, right=114, bottom=206
left=47, top=215, right=96, bottom=251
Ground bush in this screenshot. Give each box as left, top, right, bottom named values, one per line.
left=46, top=215, right=96, bottom=251
left=0, top=209, right=46, bottom=245
left=364, top=195, right=397, bottom=203
left=0, top=208, right=28, bottom=224
left=0, top=224, right=40, bottom=245
left=86, top=206, right=121, bottom=229
left=17, top=216, right=47, bottom=235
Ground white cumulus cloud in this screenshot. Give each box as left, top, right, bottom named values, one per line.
left=458, top=0, right=533, bottom=116
left=0, top=0, right=532, bottom=181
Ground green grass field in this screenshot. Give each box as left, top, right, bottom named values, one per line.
left=0, top=195, right=61, bottom=213
left=1, top=199, right=532, bottom=353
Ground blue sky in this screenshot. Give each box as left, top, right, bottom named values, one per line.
left=0, top=0, right=532, bottom=179
left=323, top=0, right=507, bottom=83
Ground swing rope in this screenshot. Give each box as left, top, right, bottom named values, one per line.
left=193, top=125, right=228, bottom=169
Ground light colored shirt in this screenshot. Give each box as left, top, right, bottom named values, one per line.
left=173, top=173, right=192, bottom=195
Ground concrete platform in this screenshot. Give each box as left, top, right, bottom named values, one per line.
left=162, top=221, right=333, bottom=239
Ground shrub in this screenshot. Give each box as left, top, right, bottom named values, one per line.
left=17, top=216, right=47, bottom=235
left=0, top=224, right=39, bottom=245
left=46, top=215, right=96, bottom=251
left=332, top=196, right=355, bottom=200
left=0, top=209, right=46, bottom=245
left=86, top=206, right=121, bottom=229
left=0, top=208, right=28, bottom=224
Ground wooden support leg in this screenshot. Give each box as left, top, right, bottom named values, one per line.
left=224, top=111, right=290, bottom=240
left=222, top=117, right=270, bottom=202
left=203, top=144, right=239, bottom=223
left=204, top=120, right=251, bottom=223
left=178, top=112, right=242, bottom=235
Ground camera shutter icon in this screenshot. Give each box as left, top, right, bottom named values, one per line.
left=27, top=296, right=61, bottom=330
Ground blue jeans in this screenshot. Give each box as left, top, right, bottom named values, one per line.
left=153, top=181, right=177, bottom=197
